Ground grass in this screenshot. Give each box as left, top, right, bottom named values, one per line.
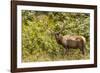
left=22, top=47, right=90, bottom=62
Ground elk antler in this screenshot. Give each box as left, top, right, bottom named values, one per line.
left=58, top=21, right=66, bottom=33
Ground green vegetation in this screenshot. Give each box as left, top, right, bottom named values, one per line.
left=22, top=10, right=90, bottom=62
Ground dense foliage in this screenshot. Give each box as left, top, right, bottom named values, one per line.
left=22, top=10, right=90, bottom=62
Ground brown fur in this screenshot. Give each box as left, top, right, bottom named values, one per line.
left=55, top=34, right=86, bottom=55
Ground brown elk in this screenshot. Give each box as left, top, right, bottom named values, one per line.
left=53, top=23, right=86, bottom=55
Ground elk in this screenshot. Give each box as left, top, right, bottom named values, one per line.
left=53, top=23, right=86, bottom=55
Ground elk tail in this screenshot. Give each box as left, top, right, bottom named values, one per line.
left=81, top=36, right=86, bottom=55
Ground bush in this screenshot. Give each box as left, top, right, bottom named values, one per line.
left=22, top=10, right=90, bottom=62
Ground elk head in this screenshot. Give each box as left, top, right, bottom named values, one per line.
left=54, top=22, right=66, bottom=43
